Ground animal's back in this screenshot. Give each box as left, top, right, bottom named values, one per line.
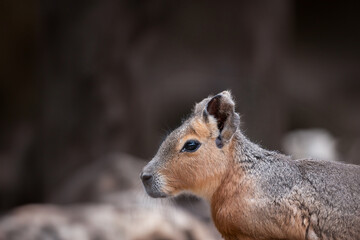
left=293, top=159, right=360, bottom=239
left=243, top=153, right=360, bottom=239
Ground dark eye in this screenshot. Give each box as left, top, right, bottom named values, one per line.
left=181, top=140, right=201, bottom=152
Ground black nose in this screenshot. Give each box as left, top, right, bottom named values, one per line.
left=141, top=172, right=153, bottom=182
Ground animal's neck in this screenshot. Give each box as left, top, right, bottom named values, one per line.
left=233, top=131, right=285, bottom=168
left=209, top=131, right=290, bottom=239
left=208, top=131, right=258, bottom=203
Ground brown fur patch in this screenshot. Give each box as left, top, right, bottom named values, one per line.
left=158, top=114, right=229, bottom=199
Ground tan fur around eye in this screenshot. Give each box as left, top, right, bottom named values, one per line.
left=190, top=116, right=218, bottom=138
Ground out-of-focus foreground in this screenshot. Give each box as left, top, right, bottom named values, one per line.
left=1, top=1, right=360, bottom=239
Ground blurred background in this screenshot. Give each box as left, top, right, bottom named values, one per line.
left=1, top=1, right=360, bottom=239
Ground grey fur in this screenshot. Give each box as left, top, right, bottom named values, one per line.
left=234, top=131, right=360, bottom=239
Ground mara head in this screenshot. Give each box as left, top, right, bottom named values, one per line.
left=141, top=91, right=240, bottom=199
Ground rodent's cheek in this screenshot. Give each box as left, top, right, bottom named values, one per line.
left=159, top=177, right=178, bottom=196
left=158, top=169, right=183, bottom=194
left=162, top=186, right=179, bottom=196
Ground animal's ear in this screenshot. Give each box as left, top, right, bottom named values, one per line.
left=203, top=91, right=240, bottom=148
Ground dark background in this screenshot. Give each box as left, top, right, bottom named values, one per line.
left=1, top=0, right=360, bottom=213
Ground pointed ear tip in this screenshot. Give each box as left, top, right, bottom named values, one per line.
left=217, top=90, right=236, bottom=106
left=219, top=90, right=233, bottom=98
left=221, top=90, right=231, bottom=94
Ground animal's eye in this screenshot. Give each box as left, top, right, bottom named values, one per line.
left=181, top=140, right=201, bottom=153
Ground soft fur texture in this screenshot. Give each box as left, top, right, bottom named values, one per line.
left=141, top=91, right=360, bottom=240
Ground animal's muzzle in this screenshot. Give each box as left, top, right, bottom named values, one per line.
left=140, top=172, right=153, bottom=183
left=140, top=170, right=168, bottom=198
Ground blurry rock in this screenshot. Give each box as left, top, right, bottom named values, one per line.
left=282, top=128, right=339, bottom=161
left=0, top=199, right=218, bottom=240
left=50, top=153, right=214, bottom=224
left=49, top=153, right=146, bottom=203
left=47, top=153, right=220, bottom=239
left=103, top=190, right=221, bottom=239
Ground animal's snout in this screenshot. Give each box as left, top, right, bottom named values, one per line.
left=140, top=164, right=168, bottom=198
left=140, top=172, right=153, bottom=183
